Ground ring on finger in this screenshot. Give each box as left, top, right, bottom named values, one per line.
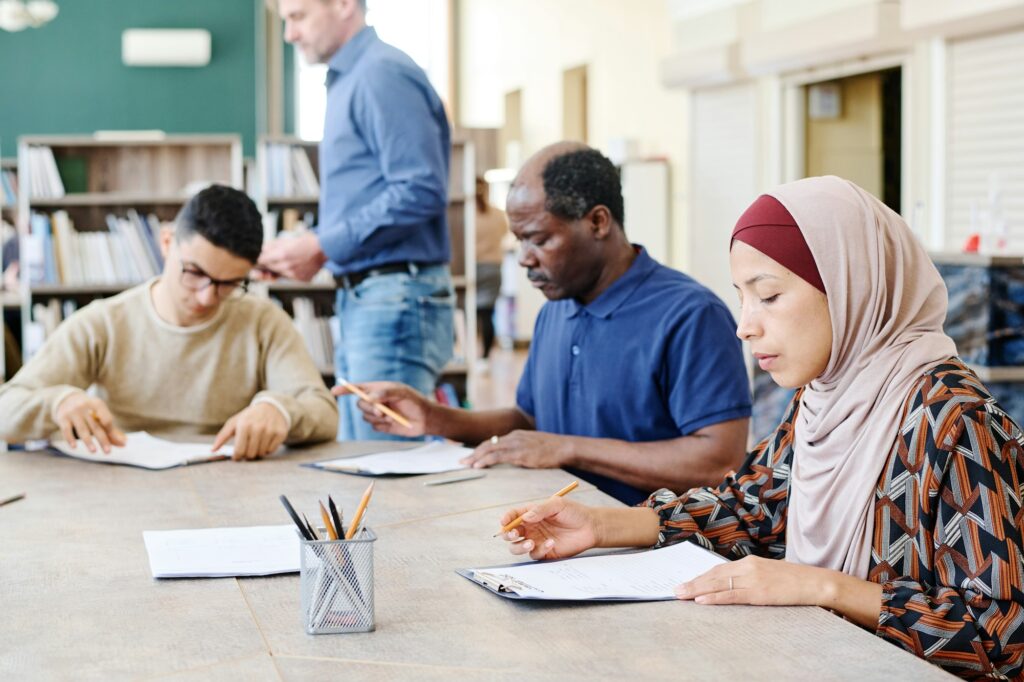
left=490, top=435, right=499, bottom=445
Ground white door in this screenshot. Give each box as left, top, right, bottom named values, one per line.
left=622, top=159, right=670, bottom=264
left=690, top=83, right=759, bottom=317
left=947, top=28, right=1024, bottom=251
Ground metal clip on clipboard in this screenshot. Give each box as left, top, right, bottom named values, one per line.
left=471, top=571, right=543, bottom=595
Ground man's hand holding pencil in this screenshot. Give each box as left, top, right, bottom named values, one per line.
left=54, top=391, right=127, bottom=454
left=331, top=379, right=428, bottom=437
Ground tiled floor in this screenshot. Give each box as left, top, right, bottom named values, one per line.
left=469, top=347, right=528, bottom=410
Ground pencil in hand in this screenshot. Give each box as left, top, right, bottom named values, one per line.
left=493, top=480, right=579, bottom=537
left=337, top=378, right=412, bottom=428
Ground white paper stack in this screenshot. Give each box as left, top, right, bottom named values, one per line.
left=143, top=525, right=300, bottom=578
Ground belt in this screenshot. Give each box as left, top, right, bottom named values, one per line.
left=335, top=261, right=437, bottom=289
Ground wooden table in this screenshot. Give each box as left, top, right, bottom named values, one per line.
left=0, top=442, right=953, bottom=681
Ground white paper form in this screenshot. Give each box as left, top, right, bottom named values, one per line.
left=464, top=541, right=727, bottom=600
left=50, top=431, right=232, bottom=470
left=311, top=441, right=472, bottom=475
left=143, top=524, right=300, bottom=578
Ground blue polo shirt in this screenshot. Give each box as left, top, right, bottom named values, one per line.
left=516, top=247, right=751, bottom=505
left=317, top=27, right=451, bottom=274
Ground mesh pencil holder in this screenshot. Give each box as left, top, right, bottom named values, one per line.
left=299, top=528, right=377, bottom=634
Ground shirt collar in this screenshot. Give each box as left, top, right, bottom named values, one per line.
left=326, top=26, right=377, bottom=80
left=564, top=246, right=658, bottom=320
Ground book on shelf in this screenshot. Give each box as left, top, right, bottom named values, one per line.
left=265, top=143, right=319, bottom=197
left=451, top=307, right=467, bottom=364
left=288, top=296, right=336, bottom=376
left=1, top=167, right=17, bottom=206
left=434, top=383, right=460, bottom=407
left=25, top=210, right=166, bottom=287
left=25, top=298, right=77, bottom=356
left=1, top=220, right=15, bottom=288
left=261, top=209, right=317, bottom=245
left=27, top=146, right=66, bottom=199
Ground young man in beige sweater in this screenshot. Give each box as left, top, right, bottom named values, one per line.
left=0, top=185, right=338, bottom=459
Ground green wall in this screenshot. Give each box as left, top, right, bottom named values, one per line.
left=283, top=42, right=296, bottom=135
left=0, top=0, right=259, bottom=155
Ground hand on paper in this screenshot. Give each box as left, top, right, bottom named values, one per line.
left=673, top=554, right=882, bottom=627
left=55, top=392, right=127, bottom=454
left=500, top=496, right=599, bottom=560
left=461, top=430, right=571, bottom=469
left=213, top=402, right=288, bottom=460
left=333, top=381, right=431, bottom=437
left=257, top=233, right=327, bottom=282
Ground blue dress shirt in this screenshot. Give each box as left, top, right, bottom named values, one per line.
left=516, top=248, right=752, bottom=505
left=316, top=27, right=451, bottom=275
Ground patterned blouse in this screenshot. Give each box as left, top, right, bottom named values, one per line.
left=645, top=359, right=1024, bottom=679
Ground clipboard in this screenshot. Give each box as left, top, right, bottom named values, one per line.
left=457, top=541, right=728, bottom=602
left=300, top=461, right=388, bottom=478
left=304, top=441, right=472, bottom=477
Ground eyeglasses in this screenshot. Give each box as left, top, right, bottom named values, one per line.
left=179, top=264, right=250, bottom=298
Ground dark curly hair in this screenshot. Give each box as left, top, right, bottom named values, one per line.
left=175, top=184, right=263, bottom=263
left=541, top=148, right=624, bottom=230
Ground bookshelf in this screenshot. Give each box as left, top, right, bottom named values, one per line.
left=255, top=135, right=320, bottom=240
left=16, top=134, right=243, bottom=360
left=0, top=157, right=15, bottom=222
left=253, top=135, right=478, bottom=402
left=254, top=135, right=334, bottom=383
left=446, top=138, right=478, bottom=403
left=1, top=154, right=17, bottom=383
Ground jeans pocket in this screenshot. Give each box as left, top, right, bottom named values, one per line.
left=418, top=287, right=455, bottom=308
left=417, top=288, right=455, bottom=371
left=351, top=274, right=412, bottom=307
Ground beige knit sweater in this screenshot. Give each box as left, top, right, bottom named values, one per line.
left=0, top=280, right=338, bottom=444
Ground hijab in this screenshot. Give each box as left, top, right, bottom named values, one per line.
left=733, top=176, right=957, bottom=578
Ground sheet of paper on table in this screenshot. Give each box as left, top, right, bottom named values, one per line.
left=143, top=524, right=300, bottom=578
left=49, top=431, right=233, bottom=470
left=309, top=440, right=473, bottom=475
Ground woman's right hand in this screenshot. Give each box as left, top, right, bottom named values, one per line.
left=500, top=497, right=600, bottom=560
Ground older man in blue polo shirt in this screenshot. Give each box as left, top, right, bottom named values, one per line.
left=260, top=0, right=454, bottom=441
left=337, top=143, right=751, bottom=504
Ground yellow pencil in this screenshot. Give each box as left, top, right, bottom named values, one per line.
left=345, top=481, right=375, bottom=540
left=494, top=480, right=579, bottom=537
left=319, top=500, right=339, bottom=540
left=338, top=378, right=412, bottom=428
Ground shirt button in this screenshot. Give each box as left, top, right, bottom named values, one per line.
left=571, top=345, right=580, bottom=356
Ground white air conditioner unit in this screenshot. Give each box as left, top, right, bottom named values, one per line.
left=122, top=28, right=211, bottom=67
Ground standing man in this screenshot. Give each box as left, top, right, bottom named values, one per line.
left=261, top=0, right=454, bottom=440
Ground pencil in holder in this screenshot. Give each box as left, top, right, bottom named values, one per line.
left=299, top=527, right=377, bottom=634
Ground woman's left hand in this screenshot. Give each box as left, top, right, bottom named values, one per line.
left=674, top=555, right=883, bottom=629
left=675, top=555, right=835, bottom=607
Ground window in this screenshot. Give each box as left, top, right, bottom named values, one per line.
left=295, top=0, right=450, bottom=141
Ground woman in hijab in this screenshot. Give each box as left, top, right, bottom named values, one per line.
left=498, top=176, right=1024, bottom=678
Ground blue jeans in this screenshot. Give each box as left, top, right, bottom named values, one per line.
left=334, top=264, right=455, bottom=441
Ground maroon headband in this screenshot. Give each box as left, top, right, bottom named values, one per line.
left=731, top=194, right=825, bottom=294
